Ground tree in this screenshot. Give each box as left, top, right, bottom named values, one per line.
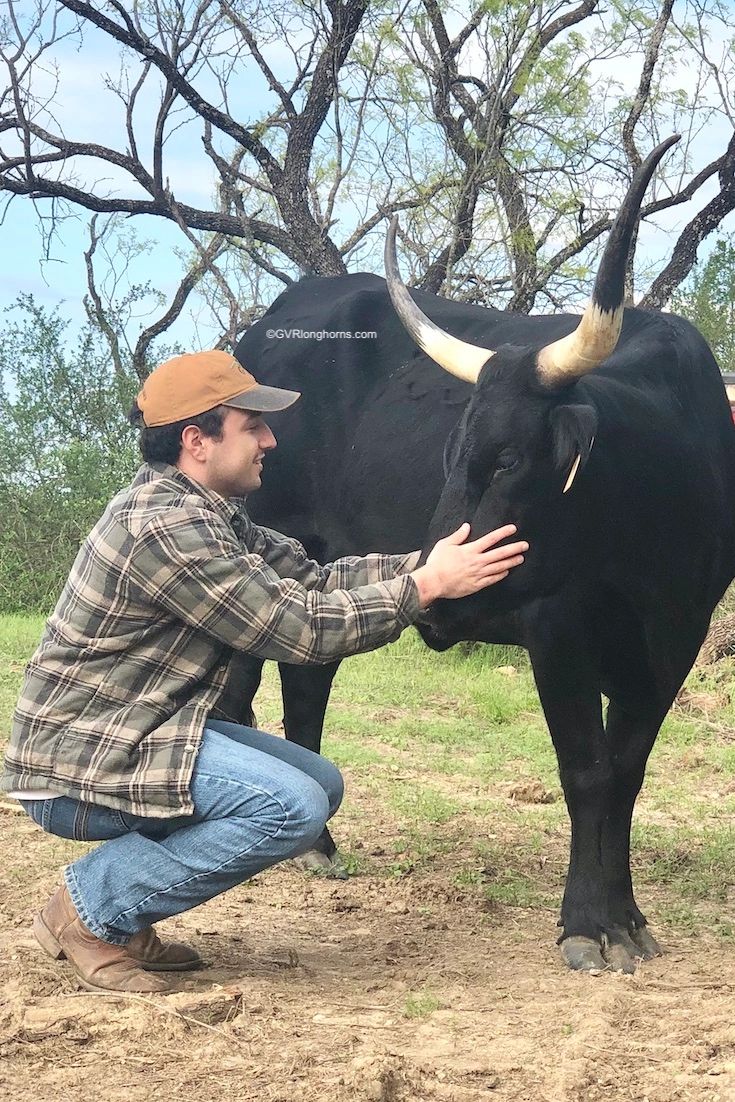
left=0, top=295, right=140, bottom=610
left=2, top=0, right=735, bottom=324
left=0, top=224, right=253, bottom=610
left=671, top=236, right=735, bottom=370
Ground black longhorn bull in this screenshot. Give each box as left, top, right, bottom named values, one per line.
left=231, top=138, right=735, bottom=973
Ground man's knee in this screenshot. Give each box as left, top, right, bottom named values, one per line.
left=231, top=774, right=329, bottom=854
left=283, top=777, right=330, bottom=848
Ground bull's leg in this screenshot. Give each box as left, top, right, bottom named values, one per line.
left=530, top=600, right=708, bottom=973
left=528, top=624, right=644, bottom=972
left=588, top=700, right=667, bottom=969
left=278, top=660, right=341, bottom=755
left=278, top=661, right=345, bottom=877
left=593, top=620, right=711, bottom=970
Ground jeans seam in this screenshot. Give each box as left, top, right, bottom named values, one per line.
left=64, top=865, right=132, bottom=946
left=192, top=770, right=322, bottom=832
left=41, top=799, right=54, bottom=832
left=73, top=803, right=88, bottom=841
left=205, top=720, right=343, bottom=816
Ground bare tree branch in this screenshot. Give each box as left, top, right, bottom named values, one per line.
left=84, top=215, right=127, bottom=385
left=61, top=0, right=283, bottom=181
left=641, top=131, right=735, bottom=309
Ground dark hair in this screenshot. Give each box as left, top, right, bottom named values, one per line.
left=128, top=402, right=227, bottom=464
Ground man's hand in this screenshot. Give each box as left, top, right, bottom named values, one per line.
left=410, top=523, right=528, bottom=609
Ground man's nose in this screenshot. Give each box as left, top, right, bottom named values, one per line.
left=260, top=424, right=277, bottom=450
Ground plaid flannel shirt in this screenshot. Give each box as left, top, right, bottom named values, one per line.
left=1, top=463, right=421, bottom=817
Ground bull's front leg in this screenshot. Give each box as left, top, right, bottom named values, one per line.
left=528, top=624, right=658, bottom=973
left=588, top=700, right=664, bottom=967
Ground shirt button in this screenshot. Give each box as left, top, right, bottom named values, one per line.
left=184, top=743, right=197, bottom=752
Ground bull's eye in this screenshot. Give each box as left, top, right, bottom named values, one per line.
left=493, top=449, right=519, bottom=477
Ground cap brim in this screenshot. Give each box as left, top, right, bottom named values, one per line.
left=224, top=384, right=301, bottom=413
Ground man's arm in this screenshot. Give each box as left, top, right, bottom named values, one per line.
left=241, top=513, right=420, bottom=592
left=129, top=507, right=420, bottom=665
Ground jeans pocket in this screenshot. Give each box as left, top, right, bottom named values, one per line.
left=20, top=797, right=130, bottom=841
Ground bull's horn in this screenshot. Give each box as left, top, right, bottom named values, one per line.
left=537, top=135, right=680, bottom=386
left=384, top=217, right=493, bottom=384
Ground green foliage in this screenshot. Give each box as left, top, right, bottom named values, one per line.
left=403, top=990, right=441, bottom=1018
left=0, top=296, right=139, bottom=612
left=671, top=236, right=735, bottom=369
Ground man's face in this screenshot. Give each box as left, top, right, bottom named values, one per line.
left=200, top=407, right=277, bottom=497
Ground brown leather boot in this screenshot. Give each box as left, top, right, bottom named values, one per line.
left=126, top=927, right=203, bottom=972
left=33, top=885, right=170, bottom=993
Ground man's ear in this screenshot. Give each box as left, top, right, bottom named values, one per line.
left=549, top=404, right=597, bottom=493
left=180, top=424, right=206, bottom=460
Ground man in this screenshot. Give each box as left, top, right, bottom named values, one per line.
left=1, top=350, right=527, bottom=995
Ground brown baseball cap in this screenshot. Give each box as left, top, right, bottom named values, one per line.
left=136, top=350, right=300, bottom=428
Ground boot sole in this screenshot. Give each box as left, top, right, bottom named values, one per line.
left=138, top=959, right=205, bottom=972
left=75, top=974, right=171, bottom=994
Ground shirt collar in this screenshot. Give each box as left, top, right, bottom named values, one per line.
left=134, top=462, right=243, bottom=525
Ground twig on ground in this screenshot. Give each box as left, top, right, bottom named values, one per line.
left=62, top=990, right=246, bottom=1046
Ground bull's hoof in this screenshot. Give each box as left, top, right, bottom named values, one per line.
left=561, top=936, right=607, bottom=973
left=630, top=924, right=662, bottom=959
left=292, top=848, right=349, bottom=880
left=560, top=925, right=662, bottom=974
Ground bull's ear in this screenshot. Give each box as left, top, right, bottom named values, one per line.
left=549, top=403, right=597, bottom=492
left=442, top=413, right=468, bottom=477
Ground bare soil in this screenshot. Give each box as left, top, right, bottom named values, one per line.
left=1, top=787, right=734, bottom=1102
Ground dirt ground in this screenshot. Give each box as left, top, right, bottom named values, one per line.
left=1, top=791, right=734, bottom=1102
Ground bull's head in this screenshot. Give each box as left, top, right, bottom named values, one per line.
left=385, top=137, right=679, bottom=646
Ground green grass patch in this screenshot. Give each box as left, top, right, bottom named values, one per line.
left=0, top=614, right=45, bottom=746
left=322, top=736, right=391, bottom=770
left=403, top=990, right=442, bottom=1018
left=0, top=613, right=45, bottom=656
left=388, top=785, right=462, bottom=825
left=633, top=823, right=735, bottom=902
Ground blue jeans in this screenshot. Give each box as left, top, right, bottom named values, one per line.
left=20, top=721, right=343, bottom=945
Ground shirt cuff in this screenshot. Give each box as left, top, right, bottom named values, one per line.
left=392, top=550, right=422, bottom=575
left=390, top=570, right=422, bottom=627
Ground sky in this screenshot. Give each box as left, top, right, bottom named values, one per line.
left=2, top=3, right=734, bottom=357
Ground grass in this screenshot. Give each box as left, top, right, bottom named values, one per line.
left=2, top=616, right=734, bottom=938
left=0, top=613, right=45, bottom=718
left=403, top=990, right=442, bottom=1018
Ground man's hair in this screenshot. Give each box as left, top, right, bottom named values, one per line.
left=128, top=402, right=227, bottom=464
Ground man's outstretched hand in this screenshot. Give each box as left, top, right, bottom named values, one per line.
left=411, top=523, right=528, bottom=609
